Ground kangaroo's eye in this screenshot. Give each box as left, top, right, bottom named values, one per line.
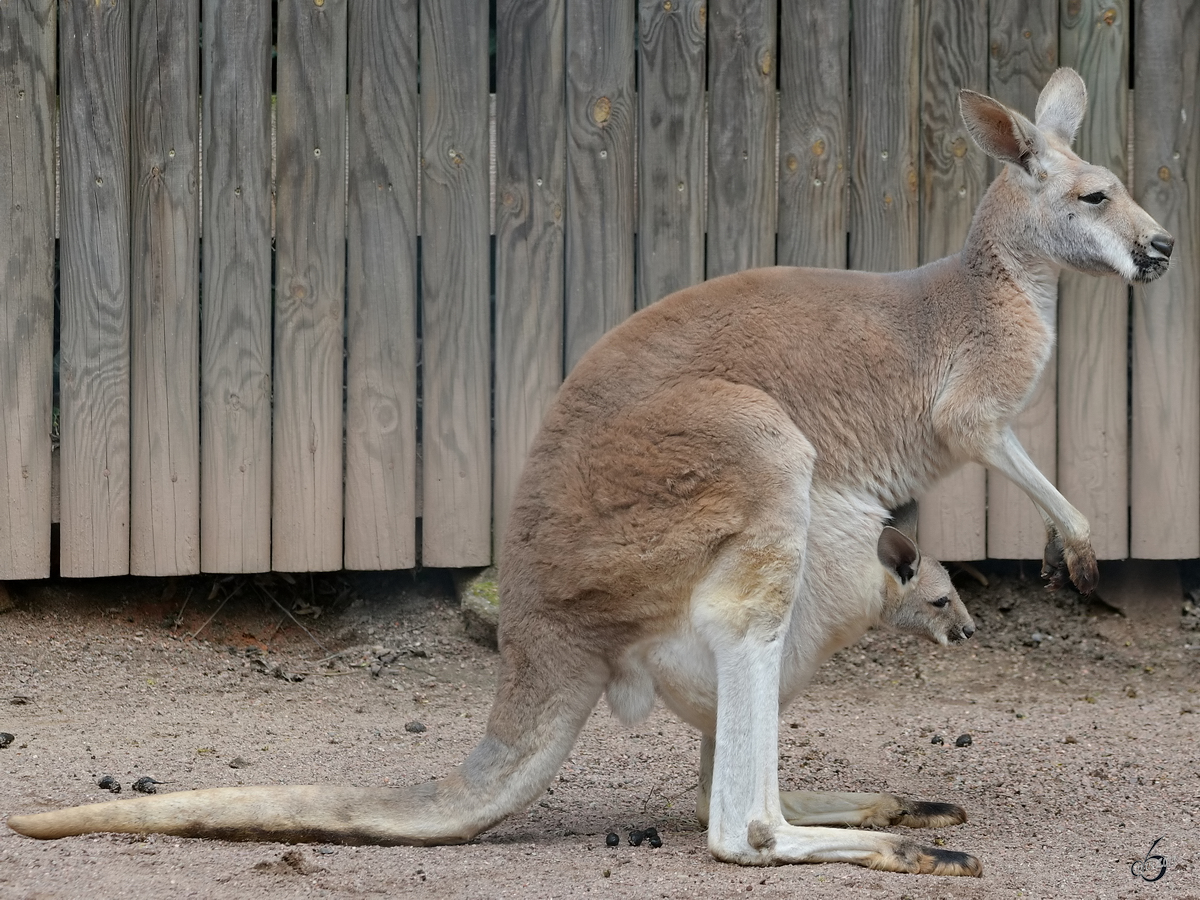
left=931, top=597, right=950, bottom=608
left=1080, top=191, right=1107, bottom=205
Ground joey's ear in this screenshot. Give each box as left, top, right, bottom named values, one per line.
left=878, top=526, right=920, bottom=585
left=887, top=499, right=920, bottom=540
left=1035, top=67, right=1087, bottom=145
left=960, top=89, right=1047, bottom=176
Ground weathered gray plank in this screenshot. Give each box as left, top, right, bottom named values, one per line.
left=58, top=0, right=131, bottom=577
left=200, top=0, right=272, bottom=573
left=0, top=0, right=54, bottom=579
left=345, top=0, right=419, bottom=570
left=1058, top=0, right=1130, bottom=560
left=420, top=0, right=492, bottom=566
left=848, top=0, right=919, bottom=272
left=777, top=0, right=848, bottom=269
left=273, top=0, right=347, bottom=571
left=1131, top=0, right=1200, bottom=558
left=706, top=0, right=776, bottom=277
left=494, top=0, right=566, bottom=547
left=985, top=0, right=1059, bottom=559
left=565, top=0, right=635, bottom=369
left=916, top=0, right=989, bottom=560
left=637, top=0, right=705, bottom=304
left=129, top=0, right=200, bottom=576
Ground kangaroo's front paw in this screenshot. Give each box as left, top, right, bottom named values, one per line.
left=1063, top=541, right=1098, bottom=595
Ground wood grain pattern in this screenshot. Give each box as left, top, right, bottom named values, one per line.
left=200, top=0, right=272, bottom=573
left=58, top=0, right=131, bottom=577
left=706, top=0, right=776, bottom=277
left=848, top=0, right=919, bottom=273
left=916, top=0, right=989, bottom=560
left=777, top=0, right=848, bottom=269
left=0, top=0, right=54, bottom=578
left=493, top=0, right=566, bottom=548
left=1057, top=0, right=1130, bottom=560
left=272, top=0, right=347, bottom=572
left=130, top=0, right=200, bottom=575
left=345, top=0, right=419, bottom=570
left=986, top=0, right=1060, bottom=559
left=420, top=0, right=492, bottom=566
left=637, top=0, right=705, bottom=304
left=565, top=0, right=635, bottom=369
left=1131, top=0, right=1200, bottom=558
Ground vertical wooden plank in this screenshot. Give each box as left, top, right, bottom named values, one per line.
left=777, top=0, right=848, bottom=270
left=200, top=0, right=272, bottom=573
left=986, top=0, right=1059, bottom=559
left=848, top=0, right=919, bottom=273
left=421, top=0, right=492, bottom=566
left=0, top=0, right=54, bottom=579
left=58, top=0, right=131, bottom=577
left=706, top=0, right=776, bottom=277
left=564, top=0, right=635, bottom=370
left=494, top=0, right=566, bottom=546
left=637, top=0, right=705, bottom=305
left=345, top=0, right=419, bottom=570
left=1131, top=0, right=1200, bottom=558
left=273, top=0, right=347, bottom=572
left=916, top=0, right=989, bottom=560
left=129, top=0, right=200, bottom=575
left=1058, top=0, right=1130, bottom=560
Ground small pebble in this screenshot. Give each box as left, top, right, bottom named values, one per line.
left=930, top=734, right=944, bottom=745
left=605, top=832, right=619, bottom=847
left=628, top=829, right=645, bottom=846
left=97, top=775, right=121, bottom=793
left=229, top=756, right=252, bottom=769
left=405, top=721, right=427, bottom=733
left=1064, top=735, right=1078, bottom=744
left=0, top=732, right=14, bottom=749
left=955, top=733, right=973, bottom=747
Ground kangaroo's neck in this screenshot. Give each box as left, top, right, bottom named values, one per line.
left=960, top=171, right=1062, bottom=334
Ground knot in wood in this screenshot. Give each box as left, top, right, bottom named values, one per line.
left=1102, top=8, right=1116, bottom=25
left=760, top=50, right=772, bottom=77
left=811, top=138, right=825, bottom=157
left=952, top=137, right=968, bottom=158
left=593, top=97, right=612, bottom=125
left=1158, top=166, right=1171, bottom=182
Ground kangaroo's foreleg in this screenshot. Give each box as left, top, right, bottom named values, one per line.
left=982, top=427, right=1096, bottom=593
left=695, top=734, right=966, bottom=829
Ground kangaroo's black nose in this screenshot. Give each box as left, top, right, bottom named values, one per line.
left=1150, top=233, right=1174, bottom=258
left=961, top=624, right=975, bottom=639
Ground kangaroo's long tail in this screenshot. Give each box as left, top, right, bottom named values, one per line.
left=8, top=625, right=607, bottom=844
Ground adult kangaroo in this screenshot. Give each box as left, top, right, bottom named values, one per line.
left=8, top=69, right=1171, bottom=875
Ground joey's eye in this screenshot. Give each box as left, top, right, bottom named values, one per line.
left=1079, top=191, right=1107, bottom=205
left=931, top=597, right=950, bottom=609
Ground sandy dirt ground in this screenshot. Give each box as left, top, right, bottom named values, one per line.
left=1, top=566, right=1198, bottom=900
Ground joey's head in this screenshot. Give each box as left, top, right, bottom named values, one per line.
left=960, top=68, right=1172, bottom=284
left=876, top=526, right=975, bottom=646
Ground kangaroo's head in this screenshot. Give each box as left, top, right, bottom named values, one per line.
left=960, top=68, right=1173, bottom=284
left=876, top=526, right=975, bottom=646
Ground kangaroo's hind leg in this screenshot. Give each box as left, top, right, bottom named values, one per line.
left=695, top=735, right=967, bottom=829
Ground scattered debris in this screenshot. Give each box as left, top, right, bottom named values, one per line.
left=131, top=777, right=166, bottom=794
left=955, top=733, right=973, bottom=748
left=229, top=756, right=252, bottom=769
left=253, top=849, right=322, bottom=876
left=930, top=734, right=944, bottom=745
left=10, top=695, right=30, bottom=706
left=404, top=721, right=427, bottom=734
left=97, top=775, right=121, bottom=792
left=0, top=733, right=15, bottom=749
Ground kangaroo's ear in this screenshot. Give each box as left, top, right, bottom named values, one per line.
left=878, top=526, right=920, bottom=585
left=960, top=89, right=1047, bottom=176
left=1035, top=67, right=1087, bottom=145
left=887, top=499, right=920, bottom=540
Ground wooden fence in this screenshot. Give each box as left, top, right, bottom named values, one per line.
left=0, top=0, right=1197, bottom=579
